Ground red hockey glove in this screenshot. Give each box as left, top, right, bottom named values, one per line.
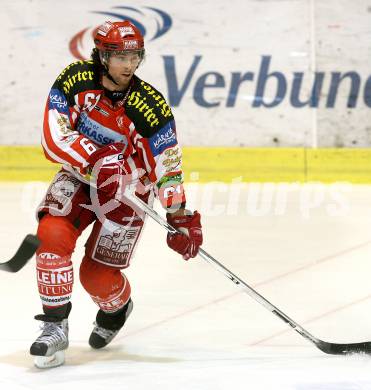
left=166, top=210, right=203, bottom=260
left=87, top=142, right=127, bottom=198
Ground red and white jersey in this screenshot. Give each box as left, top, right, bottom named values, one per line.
left=42, top=60, right=186, bottom=209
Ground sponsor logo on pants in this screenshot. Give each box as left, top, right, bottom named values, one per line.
left=92, top=220, right=141, bottom=267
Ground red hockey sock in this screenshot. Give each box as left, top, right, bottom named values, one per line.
left=79, top=256, right=131, bottom=313
left=36, top=215, right=79, bottom=312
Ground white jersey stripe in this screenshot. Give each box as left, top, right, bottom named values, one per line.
left=48, top=109, right=88, bottom=166
left=41, top=128, right=70, bottom=166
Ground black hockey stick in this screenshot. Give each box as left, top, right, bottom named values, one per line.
left=124, top=191, right=371, bottom=355
left=0, top=234, right=40, bottom=273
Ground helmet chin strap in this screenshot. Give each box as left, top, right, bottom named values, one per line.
left=106, top=71, right=120, bottom=86
left=99, top=52, right=120, bottom=86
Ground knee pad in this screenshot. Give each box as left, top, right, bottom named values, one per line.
left=79, top=256, right=131, bottom=313
left=37, top=215, right=79, bottom=256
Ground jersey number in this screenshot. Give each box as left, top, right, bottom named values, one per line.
left=84, top=93, right=100, bottom=112
left=80, top=138, right=97, bottom=156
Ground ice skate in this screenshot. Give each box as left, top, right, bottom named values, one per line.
left=30, top=307, right=70, bottom=369
left=89, top=298, right=133, bottom=349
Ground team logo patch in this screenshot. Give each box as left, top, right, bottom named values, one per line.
left=149, top=121, right=177, bottom=156
left=49, top=89, right=69, bottom=115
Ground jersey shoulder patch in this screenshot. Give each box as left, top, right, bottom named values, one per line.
left=53, top=60, right=100, bottom=102
left=125, top=76, right=174, bottom=138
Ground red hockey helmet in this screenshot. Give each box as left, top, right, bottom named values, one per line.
left=94, top=21, right=144, bottom=52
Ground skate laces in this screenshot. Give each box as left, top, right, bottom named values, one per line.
left=36, top=321, right=66, bottom=346
left=92, top=322, right=118, bottom=340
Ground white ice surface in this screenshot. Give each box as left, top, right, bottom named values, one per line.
left=1, top=182, right=371, bottom=390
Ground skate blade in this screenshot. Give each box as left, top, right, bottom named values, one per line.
left=34, top=351, right=65, bottom=369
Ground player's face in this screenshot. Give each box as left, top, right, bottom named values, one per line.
left=107, top=52, right=141, bottom=88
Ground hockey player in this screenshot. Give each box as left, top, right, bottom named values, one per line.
left=30, top=20, right=203, bottom=368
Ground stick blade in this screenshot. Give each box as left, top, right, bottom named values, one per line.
left=0, top=234, right=40, bottom=273
left=317, top=340, right=371, bottom=355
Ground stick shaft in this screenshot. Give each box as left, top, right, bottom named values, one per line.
left=125, top=192, right=320, bottom=346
